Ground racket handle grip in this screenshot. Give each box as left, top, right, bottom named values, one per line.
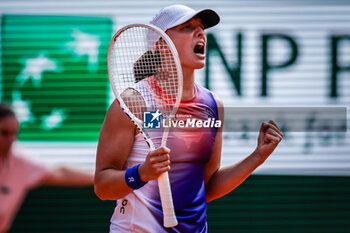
left=158, top=171, right=178, bottom=228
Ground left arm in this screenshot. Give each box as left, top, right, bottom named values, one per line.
left=204, top=95, right=284, bottom=202
left=41, top=166, right=94, bottom=187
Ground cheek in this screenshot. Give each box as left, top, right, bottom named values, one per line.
left=177, top=47, right=187, bottom=61
left=171, top=36, right=190, bottom=54
left=175, top=42, right=192, bottom=64
left=0, top=138, right=7, bottom=153
left=172, top=40, right=182, bottom=54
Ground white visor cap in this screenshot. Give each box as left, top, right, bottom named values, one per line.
left=150, top=4, right=220, bottom=32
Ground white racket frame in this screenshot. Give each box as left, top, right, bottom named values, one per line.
left=107, top=23, right=183, bottom=228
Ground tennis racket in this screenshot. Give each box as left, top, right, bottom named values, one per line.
left=107, top=24, right=182, bottom=228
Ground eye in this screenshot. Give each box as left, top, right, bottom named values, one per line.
left=0, top=130, right=10, bottom=137
left=181, top=25, right=192, bottom=31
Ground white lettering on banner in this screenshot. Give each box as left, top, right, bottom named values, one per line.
left=162, top=118, right=222, bottom=129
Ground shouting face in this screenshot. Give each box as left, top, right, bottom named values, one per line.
left=166, top=17, right=206, bottom=71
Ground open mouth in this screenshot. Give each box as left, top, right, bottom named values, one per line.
left=194, top=43, right=205, bottom=55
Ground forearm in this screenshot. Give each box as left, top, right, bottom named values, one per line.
left=42, top=166, right=94, bottom=187
left=206, top=121, right=283, bottom=203
left=205, top=150, right=264, bottom=202
left=94, top=168, right=133, bottom=200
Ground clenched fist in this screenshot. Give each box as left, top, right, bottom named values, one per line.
left=138, top=146, right=171, bottom=182
left=255, top=120, right=284, bottom=163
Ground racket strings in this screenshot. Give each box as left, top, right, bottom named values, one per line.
left=111, top=26, right=180, bottom=121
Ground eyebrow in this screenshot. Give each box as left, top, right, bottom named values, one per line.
left=192, top=17, right=204, bottom=27
left=181, top=19, right=204, bottom=29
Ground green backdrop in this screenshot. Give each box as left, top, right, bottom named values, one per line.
left=1, top=15, right=112, bottom=141
left=9, top=175, right=350, bottom=233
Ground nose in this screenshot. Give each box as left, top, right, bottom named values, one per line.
left=195, top=26, right=205, bottom=39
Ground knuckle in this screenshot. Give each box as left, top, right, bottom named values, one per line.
left=160, top=146, right=170, bottom=153
left=149, top=158, right=156, bottom=164
left=149, top=151, right=157, bottom=158
left=151, top=163, right=158, bottom=169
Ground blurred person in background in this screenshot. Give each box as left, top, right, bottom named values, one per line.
left=0, top=102, right=94, bottom=233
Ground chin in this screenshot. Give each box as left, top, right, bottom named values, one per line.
left=182, top=58, right=206, bottom=70
left=193, top=60, right=205, bottom=70
left=194, top=62, right=206, bottom=70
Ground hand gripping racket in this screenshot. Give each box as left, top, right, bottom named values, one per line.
left=107, top=24, right=182, bottom=228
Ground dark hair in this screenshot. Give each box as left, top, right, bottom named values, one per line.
left=0, top=102, right=16, bottom=120
left=133, top=50, right=161, bottom=83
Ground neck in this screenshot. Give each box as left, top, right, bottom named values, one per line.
left=181, top=67, right=195, bottom=100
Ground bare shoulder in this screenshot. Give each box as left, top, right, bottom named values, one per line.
left=103, top=99, right=135, bottom=133
left=120, top=88, right=145, bottom=105
left=120, top=88, right=146, bottom=120
left=210, top=91, right=224, bottom=108
left=121, top=88, right=142, bottom=98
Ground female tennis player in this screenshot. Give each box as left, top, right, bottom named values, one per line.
left=94, top=4, right=283, bottom=233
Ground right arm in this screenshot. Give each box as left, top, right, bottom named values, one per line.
left=94, top=100, right=171, bottom=200
left=94, top=100, right=135, bottom=200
